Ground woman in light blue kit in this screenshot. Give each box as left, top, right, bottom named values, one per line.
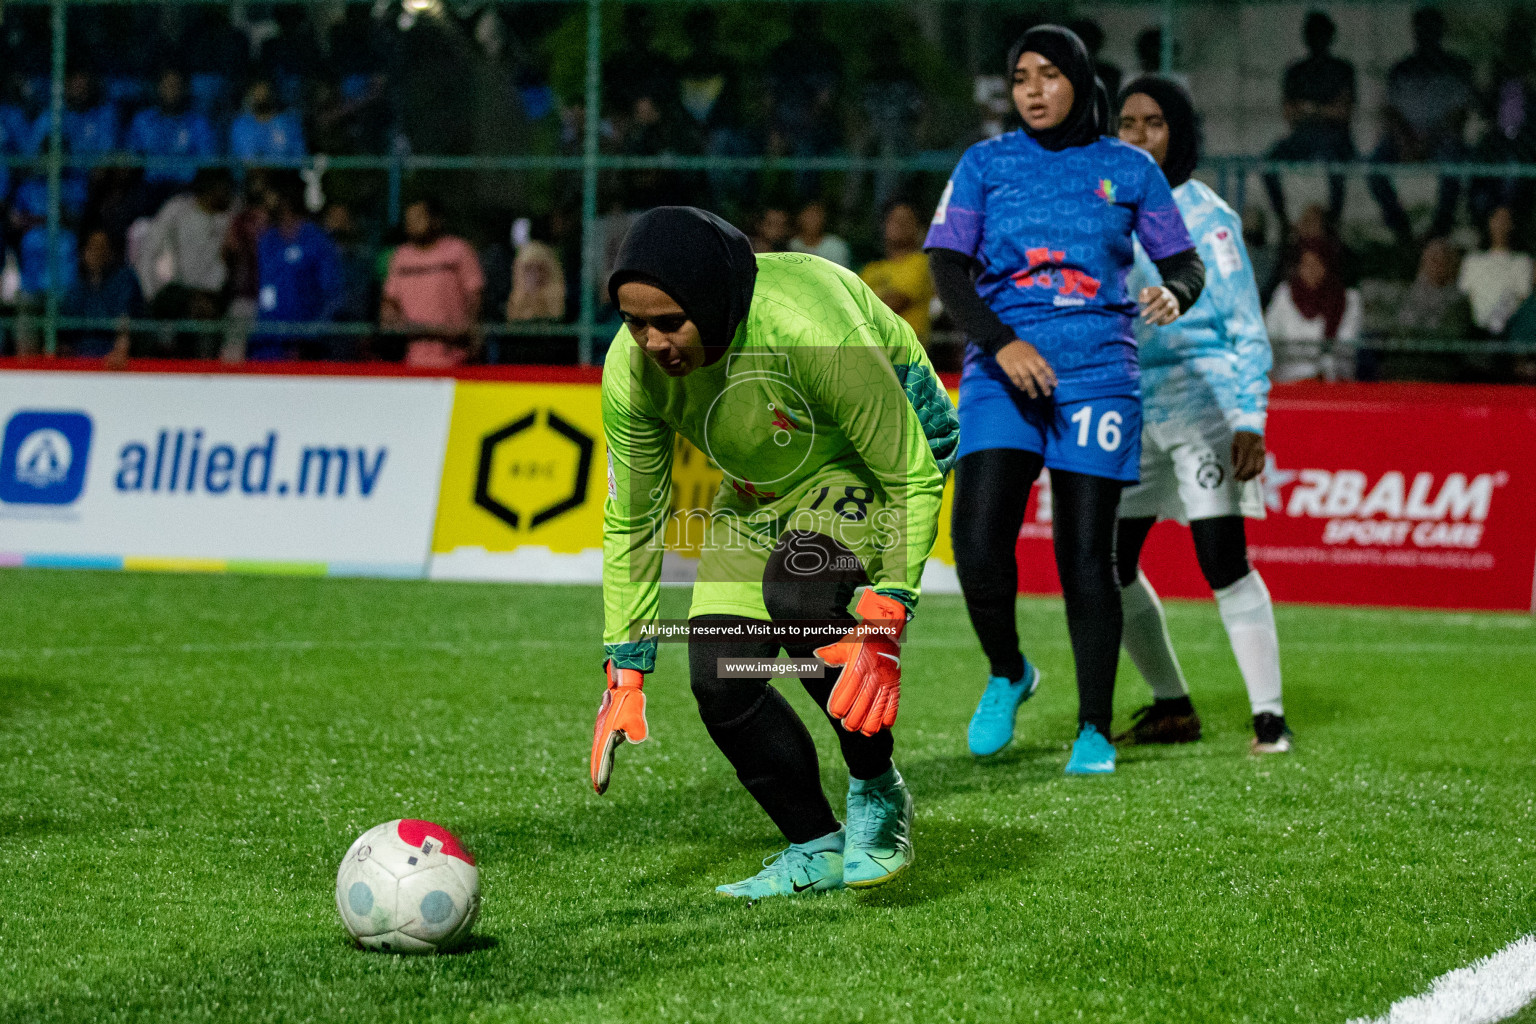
left=1115, top=75, right=1291, bottom=754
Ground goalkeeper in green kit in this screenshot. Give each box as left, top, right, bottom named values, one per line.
left=591, top=207, right=957, bottom=898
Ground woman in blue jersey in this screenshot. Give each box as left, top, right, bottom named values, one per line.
left=926, top=26, right=1205, bottom=774
left=1114, top=76, right=1290, bottom=754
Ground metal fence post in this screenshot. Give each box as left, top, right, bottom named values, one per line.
left=577, top=0, right=602, bottom=366
left=387, top=150, right=404, bottom=227
left=44, top=0, right=66, bottom=357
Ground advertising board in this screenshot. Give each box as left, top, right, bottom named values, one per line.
left=0, top=371, right=454, bottom=575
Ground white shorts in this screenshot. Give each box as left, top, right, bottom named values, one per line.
left=1119, top=404, right=1264, bottom=525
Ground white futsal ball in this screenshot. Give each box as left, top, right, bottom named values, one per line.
left=335, top=819, right=480, bottom=953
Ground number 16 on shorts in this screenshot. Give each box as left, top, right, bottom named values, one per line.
left=1051, top=394, right=1141, bottom=482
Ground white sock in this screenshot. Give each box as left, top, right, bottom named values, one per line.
left=1215, top=570, right=1284, bottom=717
left=1119, top=571, right=1189, bottom=701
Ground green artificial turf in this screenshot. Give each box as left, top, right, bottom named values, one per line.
left=1, top=569, right=1533, bottom=1023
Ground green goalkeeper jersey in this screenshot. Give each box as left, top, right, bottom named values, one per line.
left=602, top=252, right=958, bottom=671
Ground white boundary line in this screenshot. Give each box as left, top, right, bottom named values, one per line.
left=1348, top=935, right=1536, bottom=1024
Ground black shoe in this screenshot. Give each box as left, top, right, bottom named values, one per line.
left=1113, top=697, right=1202, bottom=745
left=1251, top=712, right=1292, bottom=754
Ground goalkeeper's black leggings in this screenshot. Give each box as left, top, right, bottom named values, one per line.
left=951, top=449, right=1125, bottom=737
left=689, top=531, right=894, bottom=846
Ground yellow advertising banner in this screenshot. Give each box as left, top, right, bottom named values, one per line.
left=429, top=379, right=958, bottom=582
left=432, top=382, right=607, bottom=566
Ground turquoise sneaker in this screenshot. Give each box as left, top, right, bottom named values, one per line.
left=1065, top=723, right=1117, bottom=774
left=967, top=661, right=1042, bottom=756
left=715, top=829, right=845, bottom=899
left=843, top=767, right=914, bottom=888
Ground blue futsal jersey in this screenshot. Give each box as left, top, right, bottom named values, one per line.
left=1128, top=180, right=1271, bottom=435
left=924, top=130, right=1193, bottom=400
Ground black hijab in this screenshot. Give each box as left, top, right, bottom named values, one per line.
left=1007, top=25, right=1108, bottom=151
left=608, top=206, right=757, bottom=350
left=1118, top=75, right=1199, bottom=187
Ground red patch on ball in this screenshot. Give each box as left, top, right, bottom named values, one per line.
left=396, top=819, right=476, bottom=866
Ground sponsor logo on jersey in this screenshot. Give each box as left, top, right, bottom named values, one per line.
left=1095, top=178, right=1117, bottom=204
left=1262, top=455, right=1505, bottom=551
left=1010, top=247, right=1101, bottom=304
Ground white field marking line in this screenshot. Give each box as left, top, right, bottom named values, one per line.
left=0, top=638, right=1528, bottom=660
left=1347, top=934, right=1536, bottom=1024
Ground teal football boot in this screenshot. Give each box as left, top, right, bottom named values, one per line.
left=1065, top=723, right=1117, bottom=774
left=715, top=828, right=845, bottom=899
left=967, top=661, right=1041, bottom=756
left=842, top=767, right=914, bottom=888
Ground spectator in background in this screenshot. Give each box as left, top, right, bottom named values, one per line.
left=765, top=7, right=844, bottom=194
left=505, top=240, right=569, bottom=364
left=381, top=197, right=484, bottom=368
left=1265, top=12, right=1356, bottom=230
left=182, top=7, right=249, bottom=121
left=1134, top=27, right=1185, bottom=84
left=322, top=201, right=376, bottom=360
left=1470, top=10, right=1536, bottom=227
left=505, top=241, right=565, bottom=323
left=1069, top=18, right=1122, bottom=102
left=230, top=79, right=307, bottom=162
left=22, top=69, right=114, bottom=222
left=1265, top=239, right=1362, bottom=381
left=1380, top=237, right=1475, bottom=380
left=861, top=30, right=925, bottom=213
left=677, top=8, right=753, bottom=212
left=618, top=81, right=697, bottom=210
left=0, top=73, right=34, bottom=207
left=1458, top=206, right=1532, bottom=337
left=222, top=170, right=271, bottom=362
left=1498, top=264, right=1536, bottom=382
left=84, top=167, right=153, bottom=254
left=1368, top=8, right=1475, bottom=247
left=750, top=206, right=792, bottom=254
left=135, top=167, right=234, bottom=357
left=251, top=172, right=341, bottom=361
left=11, top=226, right=77, bottom=355
left=30, top=68, right=118, bottom=158
left=1243, top=204, right=1280, bottom=298
left=859, top=199, right=933, bottom=345
left=60, top=227, right=141, bottom=364
left=789, top=199, right=850, bottom=267
left=126, top=69, right=219, bottom=204
left=1395, top=237, right=1472, bottom=339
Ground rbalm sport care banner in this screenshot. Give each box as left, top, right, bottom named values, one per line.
left=1004, top=384, right=1536, bottom=613
left=0, top=372, right=455, bottom=575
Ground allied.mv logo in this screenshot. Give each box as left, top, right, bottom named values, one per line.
left=0, top=411, right=93, bottom=505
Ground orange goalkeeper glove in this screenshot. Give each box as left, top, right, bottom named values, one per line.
left=816, top=590, right=909, bottom=737
left=590, top=661, right=648, bottom=795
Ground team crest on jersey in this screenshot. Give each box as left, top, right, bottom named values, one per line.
left=1095, top=178, right=1118, bottom=204
left=1196, top=453, right=1225, bottom=490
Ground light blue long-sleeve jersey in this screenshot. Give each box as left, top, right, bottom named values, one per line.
left=1130, top=180, right=1271, bottom=435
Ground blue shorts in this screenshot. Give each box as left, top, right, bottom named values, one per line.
left=957, top=369, right=1142, bottom=482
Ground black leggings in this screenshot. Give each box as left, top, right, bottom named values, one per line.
left=951, top=449, right=1124, bottom=736
left=688, top=532, right=894, bottom=845
left=1115, top=514, right=1251, bottom=591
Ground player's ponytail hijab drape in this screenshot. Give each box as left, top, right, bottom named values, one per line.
left=1007, top=24, right=1109, bottom=151
left=1118, top=75, right=1200, bottom=187
left=608, top=206, right=758, bottom=350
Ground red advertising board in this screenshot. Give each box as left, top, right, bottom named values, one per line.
left=1013, top=383, right=1536, bottom=613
